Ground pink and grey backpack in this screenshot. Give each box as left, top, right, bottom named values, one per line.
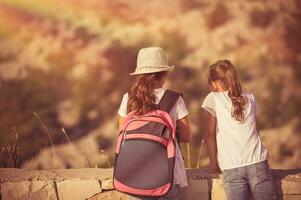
left=113, top=89, right=182, bottom=197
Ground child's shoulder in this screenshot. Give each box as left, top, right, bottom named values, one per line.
left=242, top=92, right=255, bottom=100
left=202, top=92, right=217, bottom=107
left=209, top=91, right=256, bottom=103
left=203, top=91, right=216, bottom=99
left=203, top=91, right=228, bottom=102
left=121, top=92, right=129, bottom=102
left=206, top=91, right=226, bottom=98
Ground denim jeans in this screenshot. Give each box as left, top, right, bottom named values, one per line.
left=128, top=184, right=180, bottom=200
left=222, top=161, right=277, bottom=200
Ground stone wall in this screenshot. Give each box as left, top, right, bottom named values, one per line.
left=0, top=168, right=300, bottom=200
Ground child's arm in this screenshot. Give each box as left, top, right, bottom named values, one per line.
left=119, top=117, right=126, bottom=131
left=204, top=110, right=220, bottom=173
left=177, top=116, right=192, bottom=143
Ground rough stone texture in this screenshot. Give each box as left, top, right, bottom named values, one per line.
left=101, top=178, right=113, bottom=190
left=88, top=190, right=128, bottom=200
left=0, top=168, right=300, bottom=200
left=276, top=179, right=301, bottom=195
left=180, top=168, right=210, bottom=200
left=282, top=195, right=301, bottom=200
left=1, top=181, right=28, bottom=200
left=211, top=177, right=227, bottom=200
left=1, top=180, right=57, bottom=200
left=180, top=178, right=208, bottom=200
left=0, top=168, right=113, bottom=182
left=56, top=179, right=101, bottom=200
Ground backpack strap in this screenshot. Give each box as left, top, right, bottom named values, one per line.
left=158, top=89, right=182, bottom=113
left=158, top=89, right=185, bottom=160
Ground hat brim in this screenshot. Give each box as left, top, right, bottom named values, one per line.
left=129, top=65, right=174, bottom=76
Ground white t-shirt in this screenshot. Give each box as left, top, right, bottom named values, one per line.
left=118, top=88, right=189, bottom=187
left=201, top=91, right=269, bottom=170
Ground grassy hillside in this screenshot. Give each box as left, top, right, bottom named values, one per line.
left=0, top=0, right=300, bottom=168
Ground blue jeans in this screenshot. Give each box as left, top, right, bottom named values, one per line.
left=129, top=185, right=180, bottom=200
left=222, top=161, right=276, bottom=200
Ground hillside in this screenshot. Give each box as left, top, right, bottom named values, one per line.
left=0, top=0, right=300, bottom=169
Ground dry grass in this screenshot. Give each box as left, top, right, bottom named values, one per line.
left=61, top=128, right=93, bottom=167
left=33, top=112, right=57, bottom=164
left=100, top=149, right=112, bottom=167
left=0, top=126, right=20, bottom=168
left=34, top=112, right=93, bottom=168
left=1, top=112, right=109, bottom=169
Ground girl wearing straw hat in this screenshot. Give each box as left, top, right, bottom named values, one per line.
left=117, top=47, right=192, bottom=200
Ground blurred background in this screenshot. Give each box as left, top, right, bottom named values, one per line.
left=0, top=0, right=300, bottom=170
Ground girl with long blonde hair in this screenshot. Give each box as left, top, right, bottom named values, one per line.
left=202, top=60, right=276, bottom=200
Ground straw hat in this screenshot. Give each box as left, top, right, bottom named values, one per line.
left=130, top=47, right=174, bottom=75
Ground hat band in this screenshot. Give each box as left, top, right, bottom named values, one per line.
left=136, top=65, right=171, bottom=70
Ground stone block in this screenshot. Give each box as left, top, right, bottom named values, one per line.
left=282, top=195, right=301, bottom=200
left=275, top=179, right=301, bottom=195
left=88, top=190, right=129, bottom=200
left=101, top=178, right=114, bottom=190
left=211, top=178, right=227, bottom=200
left=1, top=180, right=57, bottom=200
left=56, top=179, right=101, bottom=200
left=180, top=178, right=209, bottom=200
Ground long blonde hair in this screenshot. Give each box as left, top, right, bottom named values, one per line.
left=208, top=60, right=247, bottom=122
left=127, top=71, right=167, bottom=115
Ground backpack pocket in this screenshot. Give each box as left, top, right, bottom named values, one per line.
left=114, top=115, right=176, bottom=197
left=115, top=137, right=172, bottom=189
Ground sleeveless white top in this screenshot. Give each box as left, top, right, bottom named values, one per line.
left=201, top=91, right=269, bottom=170
left=118, top=88, right=188, bottom=187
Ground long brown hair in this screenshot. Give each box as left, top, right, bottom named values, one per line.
left=127, top=71, right=167, bottom=115
left=208, top=60, right=247, bottom=122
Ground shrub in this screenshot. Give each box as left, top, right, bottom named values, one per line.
left=206, top=3, right=231, bottom=30
left=0, top=79, right=60, bottom=164
left=249, top=8, right=276, bottom=28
